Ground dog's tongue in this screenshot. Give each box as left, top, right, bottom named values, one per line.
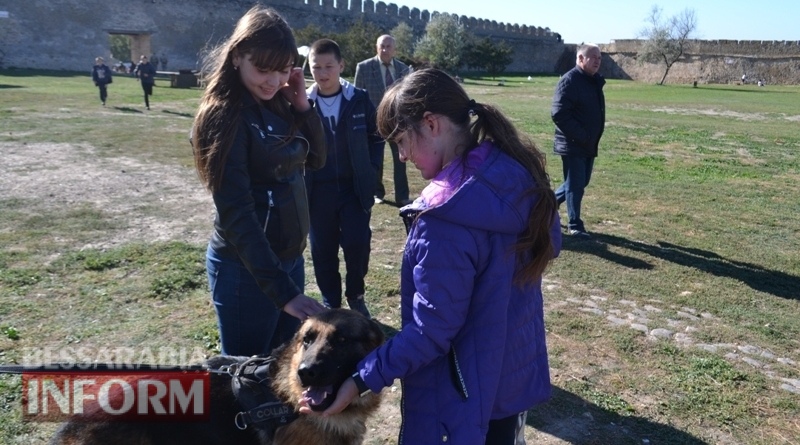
left=302, top=385, right=334, bottom=406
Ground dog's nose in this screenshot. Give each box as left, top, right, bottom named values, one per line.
left=297, top=362, right=320, bottom=385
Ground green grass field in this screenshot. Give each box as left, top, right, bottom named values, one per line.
left=0, top=69, right=798, bottom=444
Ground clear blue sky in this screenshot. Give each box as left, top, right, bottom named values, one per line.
left=390, top=0, right=798, bottom=44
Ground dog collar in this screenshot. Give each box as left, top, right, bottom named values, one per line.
left=229, top=356, right=299, bottom=433
left=234, top=401, right=297, bottom=431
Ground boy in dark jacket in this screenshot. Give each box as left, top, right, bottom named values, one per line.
left=91, top=57, right=112, bottom=106
left=305, top=39, right=384, bottom=318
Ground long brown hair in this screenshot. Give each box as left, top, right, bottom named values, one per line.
left=192, top=5, right=299, bottom=192
left=377, top=68, right=557, bottom=284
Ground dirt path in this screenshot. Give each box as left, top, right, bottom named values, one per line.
left=0, top=142, right=212, bottom=249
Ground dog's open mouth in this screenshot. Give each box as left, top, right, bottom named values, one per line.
left=301, top=385, right=336, bottom=412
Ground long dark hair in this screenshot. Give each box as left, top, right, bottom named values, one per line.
left=192, top=5, right=299, bottom=192
left=377, top=68, right=557, bottom=284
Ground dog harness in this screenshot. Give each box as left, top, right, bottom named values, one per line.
left=223, top=356, right=299, bottom=434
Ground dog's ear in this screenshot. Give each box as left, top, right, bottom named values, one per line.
left=267, top=343, right=288, bottom=378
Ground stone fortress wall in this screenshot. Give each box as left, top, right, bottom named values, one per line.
left=0, top=0, right=565, bottom=74
left=600, top=39, right=800, bottom=85
left=606, top=39, right=800, bottom=57
left=2, top=1, right=797, bottom=83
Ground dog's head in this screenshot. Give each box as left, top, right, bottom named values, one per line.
left=273, top=309, right=384, bottom=412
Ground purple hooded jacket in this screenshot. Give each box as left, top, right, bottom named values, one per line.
left=357, top=142, right=562, bottom=444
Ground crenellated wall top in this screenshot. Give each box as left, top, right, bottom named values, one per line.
left=277, top=0, right=560, bottom=40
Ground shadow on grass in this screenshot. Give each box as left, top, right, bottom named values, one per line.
left=561, top=233, right=654, bottom=270
left=528, top=386, right=708, bottom=444
left=0, top=84, right=24, bottom=89
left=161, top=109, right=194, bottom=118
left=111, top=106, right=144, bottom=114
left=564, top=232, right=799, bottom=301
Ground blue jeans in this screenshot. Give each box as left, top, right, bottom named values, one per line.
left=206, top=245, right=303, bottom=356
left=555, top=155, right=595, bottom=232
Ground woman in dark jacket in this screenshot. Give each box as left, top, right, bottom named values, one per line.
left=192, top=6, right=326, bottom=356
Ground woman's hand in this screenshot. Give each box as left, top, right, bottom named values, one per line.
left=283, top=293, right=325, bottom=321
left=280, top=67, right=310, bottom=112
left=298, top=377, right=358, bottom=417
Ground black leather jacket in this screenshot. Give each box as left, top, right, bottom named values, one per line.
left=209, top=95, right=325, bottom=308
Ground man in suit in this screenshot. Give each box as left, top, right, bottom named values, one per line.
left=354, top=34, right=411, bottom=206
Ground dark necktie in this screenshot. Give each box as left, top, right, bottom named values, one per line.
left=384, top=63, right=394, bottom=87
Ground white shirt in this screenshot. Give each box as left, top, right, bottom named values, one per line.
left=316, top=92, right=342, bottom=136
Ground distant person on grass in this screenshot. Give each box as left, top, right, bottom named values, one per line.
left=302, top=68, right=562, bottom=445
left=191, top=6, right=326, bottom=357
left=304, top=39, right=383, bottom=319
left=134, top=55, right=157, bottom=110
left=91, top=57, right=112, bottom=106
left=551, top=43, right=605, bottom=238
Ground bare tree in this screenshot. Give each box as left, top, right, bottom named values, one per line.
left=638, top=5, right=697, bottom=85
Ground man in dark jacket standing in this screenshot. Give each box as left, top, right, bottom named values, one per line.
left=551, top=43, right=605, bottom=238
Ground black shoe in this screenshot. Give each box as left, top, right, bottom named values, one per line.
left=568, top=229, right=591, bottom=238
left=347, top=296, right=371, bottom=319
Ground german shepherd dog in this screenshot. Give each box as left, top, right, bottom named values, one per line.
left=50, top=309, right=385, bottom=445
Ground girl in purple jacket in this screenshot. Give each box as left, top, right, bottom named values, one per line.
left=301, top=69, right=561, bottom=444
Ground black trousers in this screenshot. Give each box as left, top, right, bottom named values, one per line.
left=307, top=180, right=371, bottom=309
left=485, top=413, right=520, bottom=445
left=141, top=83, right=153, bottom=108
left=375, top=141, right=409, bottom=203
left=97, top=84, right=107, bottom=103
